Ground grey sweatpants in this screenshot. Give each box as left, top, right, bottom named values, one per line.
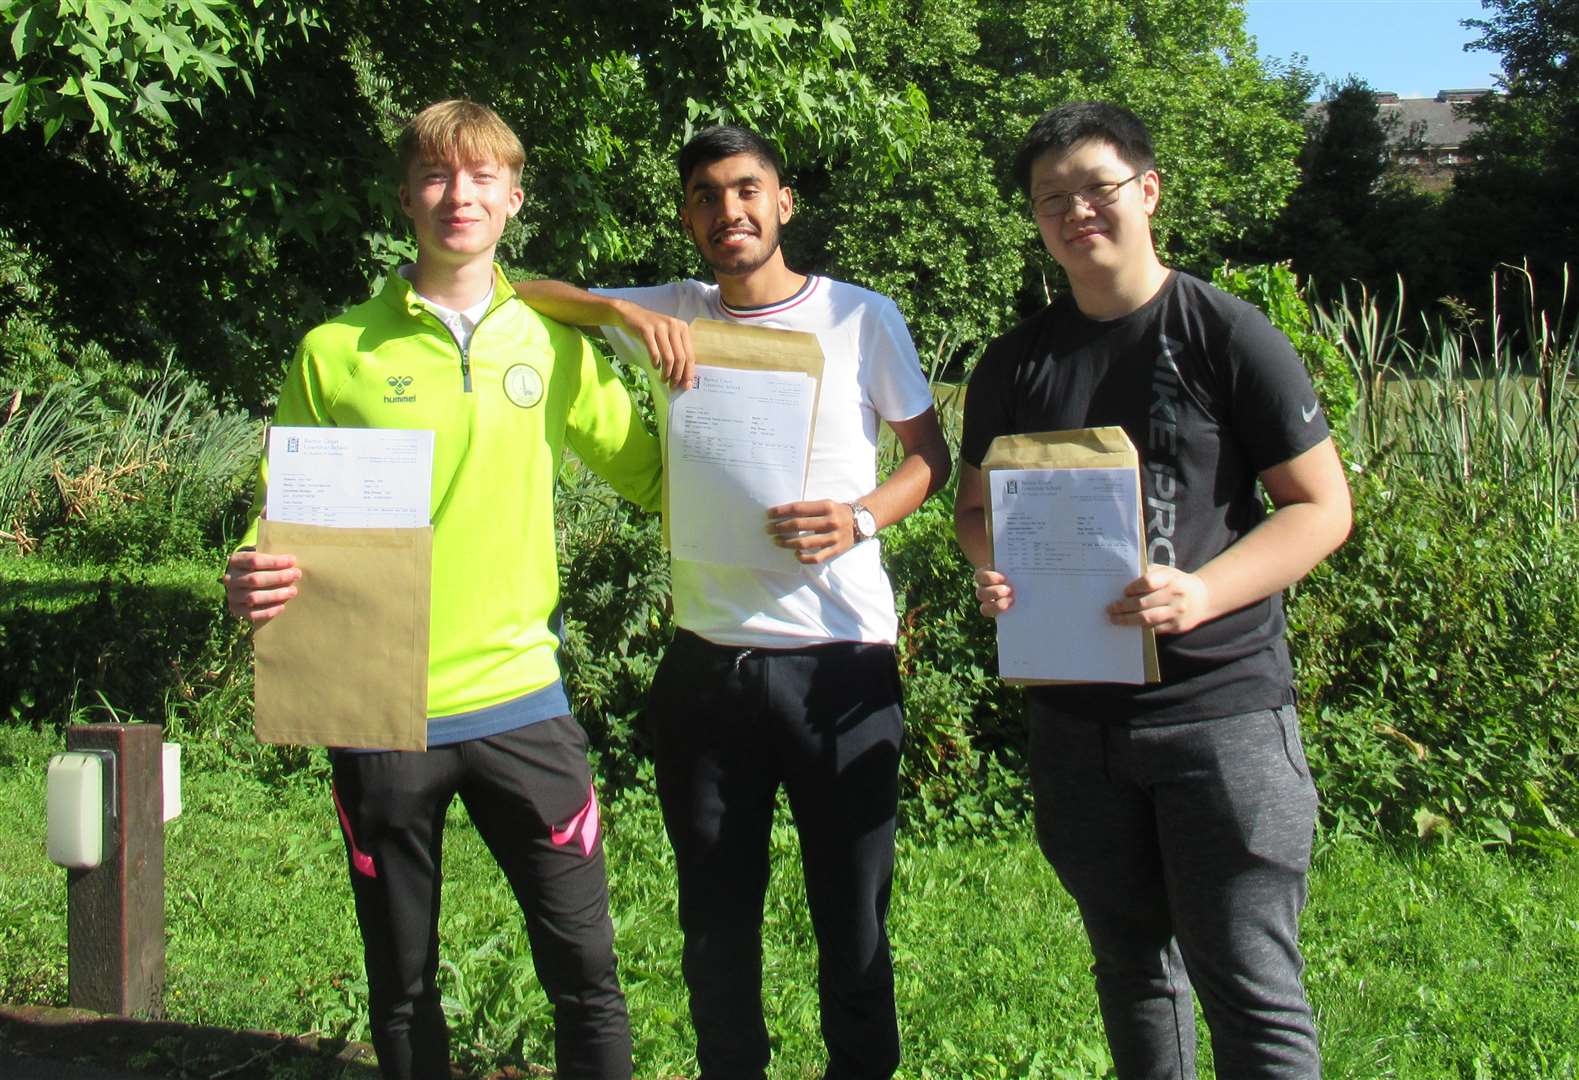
left=1028, top=702, right=1321, bottom=1080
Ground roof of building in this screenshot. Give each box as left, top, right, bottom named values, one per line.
left=1306, top=89, right=1495, bottom=150
left=1376, top=89, right=1492, bottom=148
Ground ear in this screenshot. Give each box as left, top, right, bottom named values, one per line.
left=1140, top=169, right=1161, bottom=217
left=778, top=185, right=794, bottom=224
left=398, top=184, right=414, bottom=219
left=506, top=184, right=524, bottom=218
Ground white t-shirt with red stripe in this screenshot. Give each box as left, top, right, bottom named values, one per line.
left=594, top=276, right=934, bottom=647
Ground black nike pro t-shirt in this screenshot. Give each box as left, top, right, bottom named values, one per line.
left=961, top=271, right=1331, bottom=724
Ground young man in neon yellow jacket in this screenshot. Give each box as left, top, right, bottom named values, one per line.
left=223, top=99, right=689, bottom=1080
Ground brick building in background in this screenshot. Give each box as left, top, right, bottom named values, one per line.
left=1377, top=89, right=1493, bottom=191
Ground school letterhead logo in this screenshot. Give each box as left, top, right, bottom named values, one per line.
left=384, top=375, right=416, bottom=404
left=503, top=364, right=544, bottom=408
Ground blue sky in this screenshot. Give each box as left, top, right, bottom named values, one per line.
left=1242, top=0, right=1504, bottom=99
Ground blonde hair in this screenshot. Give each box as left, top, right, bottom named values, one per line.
left=397, top=100, right=525, bottom=182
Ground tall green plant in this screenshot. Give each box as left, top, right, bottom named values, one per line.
left=0, top=379, right=91, bottom=549
left=1287, top=263, right=1579, bottom=846
left=1316, top=263, right=1579, bottom=525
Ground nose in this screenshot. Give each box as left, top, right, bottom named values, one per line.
left=447, top=173, right=476, bottom=205
left=719, top=189, right=746, bottom=219
left=1063, top=193, right=1098, bottom=220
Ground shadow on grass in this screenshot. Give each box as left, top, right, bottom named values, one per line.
left=0, top=1003, right=381, bottom=1079
left=0, top=573, right=243, bottom=729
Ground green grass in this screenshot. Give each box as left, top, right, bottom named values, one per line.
left=5, top=725, right=1579, bottom=1078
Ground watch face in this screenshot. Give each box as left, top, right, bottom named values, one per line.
left=854, top=507, right=877, bottom=539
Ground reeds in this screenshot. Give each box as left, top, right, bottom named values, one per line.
left=1316, top=262, right=1578, bottom=527
left=0, top=361, right=261, bottom=553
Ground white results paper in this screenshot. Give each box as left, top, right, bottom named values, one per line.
left=667, top=364, right=815, bottom=571
left=265, top=426, right=434, bottom=528
left=990, top=466, right=1147, bottom=683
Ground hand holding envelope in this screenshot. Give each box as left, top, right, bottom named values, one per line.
left=982, top=427, right=1161, bottom=686
left=248, top=426, right=436, bottom=751
left=662, top=319, right=826, bottom=572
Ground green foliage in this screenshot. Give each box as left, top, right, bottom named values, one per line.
left=1446, top=0, right=1579, bottom=296
left=881, top=492, right=1014, bottom=800
left=0, top=364, right=258, bottom=730
left=1211, top=261, right=1360, bottom=439
left=2, top=0, right=327, bottom=154
left=554, top=466, right=672, bottom=787
left=0, top=555, right=243, bottom=728
left=0, top=224, right=125, bottom=390
left=0, top=378, right=85, bottom=547
left=1253, top=77, right=1455, bottom=307
left=1286, top=267, right=1579, bottom=847
left=0, top=363, right=260, bottom=554
left=6, top=278, right=1577, bottom=854
left=2, top=0, right=1309, bottom=409
left=830, top=0, right=1309, bottom=350
left=1318, top=263, right=1579, bottom=523
left=801, top=118, right=1030, bottom=365
left=1289, top=471, right=1579, bottom=846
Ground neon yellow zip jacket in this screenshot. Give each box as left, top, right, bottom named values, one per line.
left=240, top=267, right=661, bottom=729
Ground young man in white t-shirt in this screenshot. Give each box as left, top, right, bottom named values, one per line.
left=516, top=125, right=950, bottom=1080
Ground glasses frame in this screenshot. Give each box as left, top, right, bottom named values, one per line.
left=1031, top=172, right=1144, bottom=219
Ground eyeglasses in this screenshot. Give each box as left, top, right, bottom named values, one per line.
left=1031, top=173, right=1143, bottom=218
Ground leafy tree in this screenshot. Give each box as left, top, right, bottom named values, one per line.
left=0, top=0, right=1310, bottom=407
left=1446, top=0, right=1579, bottom=293
left=797, top=0, right=1310, bottom=365
left=1, top=1, right=328, bottom=153
left=0, top=23, right=393, bottom=404
left=0, top=1, right=923, bottom=407
left=1252, top=77, right=1452, bottom=307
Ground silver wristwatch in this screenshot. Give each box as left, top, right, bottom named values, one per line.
left=849, top=502, right=877, bottom=543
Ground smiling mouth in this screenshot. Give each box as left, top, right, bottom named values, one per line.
left=712, top=228, right=757, bottom=243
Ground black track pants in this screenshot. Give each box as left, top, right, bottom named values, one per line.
left=331, top=717, right=632, bottom=1080
left=649, top=630, right=905, bottom=1080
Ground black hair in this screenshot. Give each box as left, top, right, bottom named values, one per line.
left=1011, top=102, right=1156, bottom=196
left=677, top=125, right=787, bottom=189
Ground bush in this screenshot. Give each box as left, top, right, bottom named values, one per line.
left=1213, top=261, right=1360, bottom=440
left=0, top=364, right=261, bottom=557
left=0, top=557, right=243, bottom=728
left=554, top=471, right=672, bottom=788
left=1288, top=470, right=1579, bottom=846
left=7, top=274, right=1575, bottom=851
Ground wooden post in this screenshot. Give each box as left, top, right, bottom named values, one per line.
left=65, top=723, right=165, bottom=1018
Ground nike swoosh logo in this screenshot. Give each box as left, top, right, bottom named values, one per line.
left=1302, top=402, right=1319, bottom=423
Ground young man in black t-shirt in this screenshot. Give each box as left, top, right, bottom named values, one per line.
left=954, top=102, right=1351, bottom=1078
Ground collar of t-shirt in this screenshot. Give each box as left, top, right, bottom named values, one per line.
left=398, top=264, right=494, bottom=352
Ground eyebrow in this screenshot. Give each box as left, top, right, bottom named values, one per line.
left=687, top=173, right=766, bottom=194
left=415, top=159, right=507, bottom=173
left=1034, top=173, right=1130, bottom=193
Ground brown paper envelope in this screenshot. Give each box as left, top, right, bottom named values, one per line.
left=661, top=318, right=827, bottom=546
left=982, top=426, right=1160, bottom=685
left=253, top=520, right=432, bottom=750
